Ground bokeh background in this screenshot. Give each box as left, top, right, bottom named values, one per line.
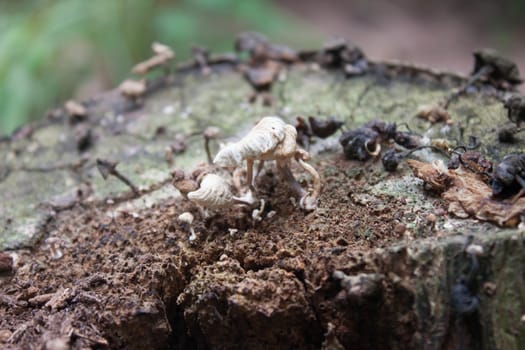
left=1, top=0, right=524, bottom=136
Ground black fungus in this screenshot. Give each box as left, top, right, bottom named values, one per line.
left=450, top=252, right=480, bottom=315
left=472, top=49, right=522, bottom=86
left=381, top=148, right=401, bottom=172
left=393, top=131, right=421, bottom=149
left=339, top=127, right=380, bottom=161
left=505, top=94, right=525, bottom=126
left=498, top=126, right=520, bottom=143
left=491, top=153, right=525, bottom=198
left=308, top=116, right=344, bottom=138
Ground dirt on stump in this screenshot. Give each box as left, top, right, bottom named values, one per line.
left=0, top=155, right=426, bottom=349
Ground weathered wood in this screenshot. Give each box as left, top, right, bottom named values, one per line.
left=1, top=42, right=524, bottom=349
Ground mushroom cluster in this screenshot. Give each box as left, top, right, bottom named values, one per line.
left=173, top=116, right=321, bottom=217
left=214, top=116, right=321, bottom=211
left=118, top=42, right=175, bottom=103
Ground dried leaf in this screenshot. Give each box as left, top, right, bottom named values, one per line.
left=416, top=105, right=452, bottom=124
left=408, top=160, right=525, bottom=227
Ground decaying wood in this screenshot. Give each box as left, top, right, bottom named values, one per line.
left=1, top=34, right=524, bottom=350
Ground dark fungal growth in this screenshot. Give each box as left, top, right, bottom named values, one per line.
left=472, top=49, right=522, bottom=88
left=505, top=94, right=525, bottom=126
left=320, top=37, right=368, bottom=76
left=381, top=148, right=402, bottom=172
left=450, top=251, right=480, bottom=315
left=339, top=127, right=381, bottom=161
left=236, top=34, right=284, bottom=106
left=364, top=119, right=397, bottom=141
left=340, top=119, right=423, bottom=162
left=295, top=116, right=312, bottom=148
left=308, top=116, right=344, bottom=138
left=497, top=125, right=523, bottom=143
left=491, top=153, right=525, bottom=198
left=447, top=149, right=493, bottom=183
left=393, top=131, right=421, bottom=149
left=382, top=145, right=446, bottom=172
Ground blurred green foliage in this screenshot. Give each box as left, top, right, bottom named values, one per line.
left=0, top=0, right=316, bottom=135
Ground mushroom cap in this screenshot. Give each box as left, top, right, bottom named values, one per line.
left=119, top=79, right=146, bottom=97
left=65, top=100, right=87, bottom=117
left=245, top=60, right=281, bottom=88
left=131, top=43, right=174, bottom=75
left=235, top=32, right=268, bottom=53
left=203, top=126, right=221, bottom=139
left=466, top=244, right=484, bottom=256
left=187, top=173, right=236, bottom=209
left=152, top=42, right=175, bottom=59
left=214, top=116, right=288, bottom=167
left=173, top=179, right=199, bottom=196
left=178, top=212, right=194, bottom=224
left=272, top=124, right=297, bottom=159
left=171, top=169, right=186, bottom=182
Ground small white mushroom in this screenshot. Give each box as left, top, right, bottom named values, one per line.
left=203, top=126, right=221, bottom=164
left=64, top=100, right=87, bottom=118
left=187, top=173, right=255, bottom=209
left=178, top=212, right=197, bottom=241
left=132, top=42, right=175, bottom=75
left=214, top=116, right=322, bottom=210
left=45, top=237, right=63, bottom=260
left=252, top=199, right=266, bottom=221
left=118, top=79, right=146, bottom=100
left=152, top=42, right=175, bottom=59
left=466, top=244, right=484, bottom=256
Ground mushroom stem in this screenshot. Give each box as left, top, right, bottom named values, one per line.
left=246, top=158, right=255, bottom=191
left=204, top=137, right=213, bottom=164
left=203, top=126, right=220, bottom=164
left=277, top=160, right=307, bottom=199
left=297, top=158, right=321, bottom=209
left=188, top=226, right=197, bottom=241
left=233, top=191, right=257, bottom=206
left=256, top=160, right=265, bottom=177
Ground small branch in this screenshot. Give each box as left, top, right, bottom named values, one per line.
left=96, top=159, right=140, bottom=196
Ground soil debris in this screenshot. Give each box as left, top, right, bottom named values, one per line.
left=0, top=252, right=13, bottom=274
left=415, top=104, right=452, bottom=124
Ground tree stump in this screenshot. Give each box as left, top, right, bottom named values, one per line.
left=0, top=38, right=524, bottom=349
